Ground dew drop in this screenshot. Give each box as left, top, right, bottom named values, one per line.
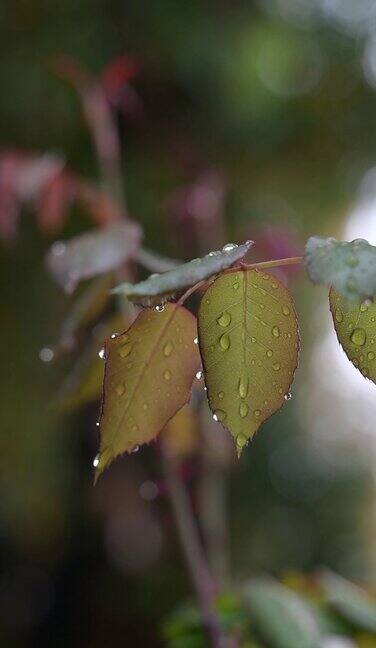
left=282, top=305, right=290, bottom=316
left=278, top=387, right=283, bottom=394
left=96, top=421, right=100, bottom=427
left=118, top=343, right=132, bottom=358
left=284, top=392, right=292, bottom=401
left=346, top=253, right=358, bottom=268
left=254, top=409, right=261, bottom=418
left=149, top=273, right=159, bottom=279
left=222, top=243, right=238, bottom=252
left=39, top=347, right=54, bottom=362
left=334, top=308, right=343, bottom=323
left=193, top=337, right=199, bottom=345
left=360, top=300, right=371, bottom=312
left=368, top=351, right=375, bottom=360
left=219, top=334, right=231, bottom=350
left=239, top=402, right=249, bottom=418
left=217, top=312, right=231, bottom=327
left=51, top=241, right=66, bottom=256
left=272, top=326, right=280, bottom=338
left=218, top=391, right=225, bottom=399
left=213, top=409, right=226, bottom=422
left=346, top=277, right=357, bottom=293
left=115, top=382, right=126, bottom=396
left=196, top=370, right=203, bottom=380
left=163, top=369, right=172, bottom=381
left=272, top=362, right=281, bottom=371
left=350, top=327, right=366, bottom=347
left=353, top=358, right=359, bottom=367
left=132, top=444, right=139, bottom=453
left=271, top=282, right=277, bottom=289
left=236, top=434, right=248, bottom=450
left=155, top=305, right=165, bottom=312
left=93, top=454, right=100, bottom=468
left=266, top=349, right=273, bottom=358
left=163, top=341, right=174, bottom=357
left=98, top=348, right=106, bottom=360
left=238, top=376, right=249, bottom=399
left=233, top=282, right=239, bottom=290
left=110, top=333, right=118, bottom=339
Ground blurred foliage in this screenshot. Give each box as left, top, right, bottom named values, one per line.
left=1, top=0, right=376, bottom=645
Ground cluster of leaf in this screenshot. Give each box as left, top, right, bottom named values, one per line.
left=46, top=228, right=376, bottom=479
left=162, top=570, right=376, bottom=648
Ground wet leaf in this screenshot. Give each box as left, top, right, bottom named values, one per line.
left=198, top=269, right=299, bottom=455
left=46, top=222, right=142, bottom=293
left=319, top=570, right=376, bottom=633
left=305, top=236, right=376, bottom=303
left=329, top=288, right=376, bottom=383
left=111, top=241, right=253, bottom=304
left=243, top=578, right=321, bottom=648
left=96, top=303, right=200, bottom=479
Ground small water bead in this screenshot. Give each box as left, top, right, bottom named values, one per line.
left=282, top=305, right=290, bottom=316
left=353, top=358, right=359, bottom=367
left=149, top=273, right=159, bottom=280
left=142, top=403, right=149, bottom=411
left=118, top=343, right=132, bottom=358
left=115, top=383, right=126, bottom=396
left=39, top=347, right=54, bottom=362
left=350, top=327, right=366, bottom=347
left=208, top=251, right=220, bottom=257
left=196, top=370, right=203, bottom=380
left=254, top=409, right=261, bottom=418
left=266, top=349, right=273, bottom=358
left=278, top=387, right=283, bottom=395
left=272, top=326, right=280, bottom=338
left=96, top=421, right=100, bottom=427
left=163, top=370, right=172, bottom=381
left=347, top=322, right=353, bottom=330
left=213, top=409, right=226, bottom=422
left=93, top=454, right=100, bottom=468
left=51, top=241, right=66, bottom=256
left=284, top=392, right=292, bottom=401
left=98, top=348, right=106, bottom=360
left=360, top=355, right=364, bottom=362
left=238, top=376, right=249, bottom=399
left=335, top=308, right=343, bottom=323
left=217, top=312, right=231, bottom=327
left=193, top=337, right=199, bottom=345
left=271, top=282, right=277, bottom=289
left=218, top=391, right=225, bottom=399
left=222, top=243, right=238, bottom=252
left=163, top=341, right=174, bottom=357
left=239, top=402, right=249, bottom=418
left=346, top=277, right=357, bottom=293
left=272, top=362, right=281, bottom=371
left=110, top=333, right=119, bottom=339
left=219, top=334, right=231, bottom=350
left=233, top=282, right=239, bottom=290
left=132, top=445, right=139, bottom=453
left=155, top=305, right=165, bottom=312
left=360, top=300, right=371, bottom=312
left=368, top=351, right=375, bottom=360
left=236, top=434, right=248, bottom=450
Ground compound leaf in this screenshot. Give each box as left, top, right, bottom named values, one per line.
left=111, top=241, right=253, bottom=304
left=198, top=269, right=299, bottom=455
left=96, top=303, right=200, bottom=479
left=305, top=236, right=376, bottom=303
left=329, top=287, right=376, bottom=383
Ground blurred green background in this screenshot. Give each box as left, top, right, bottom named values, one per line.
left=1, top=0, right=376, bottom=646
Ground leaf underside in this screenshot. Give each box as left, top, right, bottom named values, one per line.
left=96, top=303, right=201, bottom=479
left=305, top=236, right=376, bottom=303
left=111, top=240, right=253, bottom=304
left=46, top=222, right=142, bottom=293
left=329, top=287, right=376, bottom=383
left=198, top=269, right=299, bottom=455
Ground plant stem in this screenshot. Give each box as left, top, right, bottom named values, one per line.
left=244, top=255, right=303, bottom=270
left=163, top=454, right=232, bottom=647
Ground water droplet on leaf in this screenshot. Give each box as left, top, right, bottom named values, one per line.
left=217, top=312, right=231, bottom=327
left=219, top=334, right=230, bottom=350
left=272, top=326, right=280, bottom=338
left=350, top=327, right=366, bottom=347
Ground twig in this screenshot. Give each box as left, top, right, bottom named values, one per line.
left=163, top=454, right=232, bottom=647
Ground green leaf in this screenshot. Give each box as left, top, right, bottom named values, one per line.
left=319, top=570, right=376, bottom=633
left=243, top=578, right=321, bottom=648
left=95, top=303, right=201, bottom=479
left=305, top=236, right=376, bottom=303
left=46, top=222, right=142, bottom=293
left=197, top=269, right=299, bottom=455
left=329, top=287, right=376, bottom=382
left=111, top=241, right=253, bottom=304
